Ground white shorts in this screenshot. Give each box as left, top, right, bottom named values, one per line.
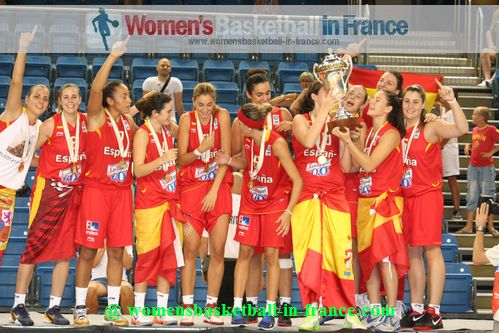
left=442, top=147, right=459, bottom=177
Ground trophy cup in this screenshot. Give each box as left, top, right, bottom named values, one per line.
left=313, top=50, right=361, bottom=132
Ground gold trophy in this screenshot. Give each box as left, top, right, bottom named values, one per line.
left=313, top=51, right=361, bottom=132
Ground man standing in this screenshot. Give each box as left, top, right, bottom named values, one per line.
left=142, top=58, right=184, bottom=121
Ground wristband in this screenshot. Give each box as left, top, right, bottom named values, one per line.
left=227, top=157, right=232, bottom=166
left=476, top=226, right=485, bottom=232
left=448, top=98, right=457, bottom=104
left=194, top=148, right=202, bottom=157
left=284, top=209, right=293, bottom=216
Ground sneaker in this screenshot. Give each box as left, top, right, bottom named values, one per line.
left=10, top=304, right=34, bottom=326
left=478, top=79, right=492, bottom=88
left=319, top=315, right=334, bottom=325
left=277, top=302, right=292, bottom=327
left=180, top=304, right=194, bottom=326
left=203, top=303, right=224, bottom=325
left=258, top=316, right=275, bottom=330
left=371, top=315, right=401, bottom=332
left=298, top=315, right=320, bottom=331
left=131, top=309, right=153, bottom=326
left=359, top=309, right=382, bottom=329
left=413, top=307, right=443, bottom=331
left=449, top=211, right=462, bottom=220
left=395, top=301, right=406, bottom=321
left=343, top=312, right=366, bottom=329
left=103, top=306, right=129, bottom=327
left=244, top=302, right=259, bottom=324
left=231, top=313, right=246, bottom=327
left=73, top=305, right=89, bottom=326
left=153, top=314, right=177, bottom=326
left=44, top=305, right=70, bottom=325
left=400, top=310, right=425, bottom=328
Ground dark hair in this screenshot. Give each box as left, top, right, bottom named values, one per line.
left=245, top=68, right=269, bottom=95
left=135, top=92, right=172, bottom=119
left=402, top=84, right=426, bottom=125
left=298, top=80, right=323, bottom=114
left=381, top=90, right=405, bottom=136
left=241, top=102, right=272, bottom=130
left=383, top=71, right=403, bottom=97
left=102, top=81, right=126, bottom=108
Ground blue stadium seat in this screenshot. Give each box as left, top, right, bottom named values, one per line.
left=37, top=266, right=76, bottom=307
left=0, top=76, right=10, bottom=99
left=15, top=197, right=30, bottom=211
left=203, top=60, right=235, bottom=82
left=3, top=236, right=26, bottom=267
left=0, top=267, right=18, bottom=306
left=132, top=79, right=145, bottom=101
left=55, top=57, right=88, bottom=79
left=226, top=53, right=250, bottom=62
left=131, top=58, right=158, bottom=81
left=92, top=57, right=124, bottom=80
left=12, top=210, right=30, bottom=228
left=0, top=55, right=14, bottom=76
left=441, top=263, right=473, bottom=312
left=54, top=77, right=88, bottom=102
left=0, top=97, right=6, bottom=113
left=49, top=25, right=79, bottom=54
left=277, top=62, right=309, bottom=90
left=25, top=169, right=36, bottom=189
left=294, top=53, right=320, bottom=63
left=25, top=56, right=52, bottom=78
left=238, top=61, right=270, bottom=86
left=441, top=234, right=459, bottom=263
left=291, top=271, right=303, bottom=311
left=184, top=102, right=193, bottom=112
left=10, top=223, right=28, bottom=238
left=22, top=77, right=50, bottom=99
left=260, top=53, right=285, bottom=65
left=171, top=59, right=199, bottom=82
left=219, top=103, right=240, bottom=114
left=190, top=53, right=210, bottom=62
left=354, top=64, right=378, bottom=71
left=212, top=82, right=239, bottom=104
left=182, top=80, right=198, bottom=104
left=282, top=83, right=302, bottom=94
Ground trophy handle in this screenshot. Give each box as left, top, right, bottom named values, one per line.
left=341, top=54, right=353, bottom=91
left=312, top=63, right=320, bottom=80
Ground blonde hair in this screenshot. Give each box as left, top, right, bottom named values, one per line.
left=241, top=103, right=272, bottom=124
left=475, top=106, right=491, bottom=122
left=299, top=72, right=314, bottom=83
left=193, top=82, right=216, bottom=101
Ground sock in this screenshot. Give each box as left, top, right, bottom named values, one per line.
left=279, top=296, right=291, bottom=305
left=411, top=303, right=424, bottom=314
left=428, top=304, right=440, bottom=315
left=356, top=293, right=370, bottom=308
left=75, top=287, right=88, bottom=307
left=13, top=293, right=26, bottom=308
left=157, top=292, right=168, bottom=309
left=233, top=297, right=243, bottom=309
left=247, top=297, right=258, bottom=305
left=371, top=303, right=381, bottom=312
left=266, top=300, right=276, bottom=314
left=309, top=302, right=319, bottom=318
left=182, top=295, right=194, bottom=305
left=206, top=295, right=218, bottom=305
left=49, top=295, right=61, bottom=308
left=107, top=286, right=121, bottom=306
left=134, top=292, right=145, bottom=308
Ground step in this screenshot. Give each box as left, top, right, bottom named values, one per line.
left=455, top=235, right=499, bottom=248
left=458, top=95, right=494, bottom=108
left=443, top=179, right=499, bottom=193
left=473, top=276, right=494, bottom=288
left=460, top=107, right=499, bottom=119
left=477, top=292, right=492, bottom=310
left=459, top=156, right=499, bottom=168
left=375, top=65, right=474, bottom=76
left=444, top=76, right=480, bottom=86
left=368, top=55, right=469, bottom=67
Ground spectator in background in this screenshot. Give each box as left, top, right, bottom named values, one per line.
left=478, top=9, right=499, bottom=87
left=86, top=245, right=134, bottom=315
left=270, top=72, right=314, bottom=112
left=457, top=107, right=499, bottom=235
left=435, top=96, right=462, bottom=220
left=142, top=58, right=184, bottom=122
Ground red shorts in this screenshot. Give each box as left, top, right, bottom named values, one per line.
left=180, top=182, right=232, bottom=237
left=403, top=190, right=443, bottom=247
left=345, top=174, right=359, bottom=238
left=75, top=186, right=133, bottom=248
left=255, top=225, right=293, bottom=255
left=235, top=210, right=287, bottom=249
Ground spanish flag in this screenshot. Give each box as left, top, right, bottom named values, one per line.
left=349, top=67, right=444, bottom=112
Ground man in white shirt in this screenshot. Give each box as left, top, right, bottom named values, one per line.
left=142, top=58, right=184, bottom=122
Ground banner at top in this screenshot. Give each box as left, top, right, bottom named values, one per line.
left=0, top=5, right=496, bottom=54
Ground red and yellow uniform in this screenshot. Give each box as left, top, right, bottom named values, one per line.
left=75, top=113, right=133, bottom=248
left=134, top=123, right=183, bottom=286
left=178, top=110, right=232, bottom=237
left=21, top=113, right=87, bottom=264
left=357, top=123, right=408, bottom=285
left=236, top=131, right=291, bottom=249
left=291, top=113, right=354, bottom=308
left=470, top=125, right=499, bottom=167
left=401, top=125, right=443, bottom=247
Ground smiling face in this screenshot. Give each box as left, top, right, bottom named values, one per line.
left=367, top=90, right=392, bottom=118
left=402, top=90, right=425, bottom=124
left=246, top=82, right=271, bottom=105
left=343, top=85, right=367, bottom=115
left=25, top=85, right=50, bottom=118
left=376, top=72, right=400, bottom=95
left=58, top=86, right=81, bottom=115
left=193, top=94, right=215, bottom=122
left=154, top=100, right=174, bottom=127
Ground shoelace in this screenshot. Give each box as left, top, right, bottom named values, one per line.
left=75, top=307, right=87, bottom=319
left=52, top=307, right=62, bottom=317
left=18, top=306, right=30, bottom=318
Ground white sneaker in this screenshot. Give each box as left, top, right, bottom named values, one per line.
left=180, top=305, right=194, bottom=326
left=203, top=303, right=224, bottom=325
left=131, top=310, right=153, bottom=326
left=395, top=301, right=406, bottom=321
left=153, top=314, right=178, bottom=326
left=478, top=79, right=492, bottom=87
left=343, top=312, right=366, bottom=329
left=371, top=315, right=400, bottom=332
left=298, top=315, right=320, bottom=331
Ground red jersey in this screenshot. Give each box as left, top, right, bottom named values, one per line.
left=494, top=266, right=499, bottom=318
left=0, top=119, right=11, bottom=132
left=178, top=109, right=232, bottom=187
left=361, top=106, right=373, bottom=130
left=401, top=125, right=442, bottom=197
left=292, top=113, right=345, bottom=195
left=240, top=131, right=291, bottom=213
left=470, top=125, right=499, bottom=167
left=266, top=107, right=284, bottom=131
left=359, top=123, right=403, bottom=198
left=84, top=113, right=133, bottom=189
left=37, top=112, right=87, bottom=185
left=135, top=123, right=177, bottom=209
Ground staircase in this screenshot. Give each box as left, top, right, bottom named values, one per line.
left=368, top=54, right=498, bottom=318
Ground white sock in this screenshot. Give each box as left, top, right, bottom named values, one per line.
left=279, top=296, right=291, bottom=305
left=134, top=292, right=145, bottom=308
left=356, top=293, right=370, bottom=307
left=49, top=295, right=61, bottom=308
left=247, top=297, right=258, bottom=305
left=206, top=295, right=218, bottom=305
left=411, top=303, right=424, bottom=314
left=13, top=293, right=26, bottom=308
left=157, top=292, right=168, bottom=309
left=75, top=287, right=88, bottom=307
left=429, top=304, right=441, bottom=315
left=182, top=295, right=194, bottom=305
left=234, top=297, right=243, bottom=309
left=108, top=286, right=121, bottom=306
left=266, top=300, right=276, bottom=314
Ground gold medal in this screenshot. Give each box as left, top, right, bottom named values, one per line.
left=204, top=164, right=209, bottom=172
left=248, top=179, right=254, bottom=189
left=318, top=155, right=327, bottom=165
left=71, top=164, right=77, bottom=174
left=120, top=159, right=127, bottom=169
left=18, top=164, right=24, bottom=172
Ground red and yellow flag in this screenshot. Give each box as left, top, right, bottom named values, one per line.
left=349, top=67, right=444, bottom=112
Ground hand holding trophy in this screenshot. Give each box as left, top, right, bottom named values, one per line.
left=313, top=49, right=361, bottom=132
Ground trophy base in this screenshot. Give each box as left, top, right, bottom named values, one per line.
left=327, top=117, right=362, bottom=133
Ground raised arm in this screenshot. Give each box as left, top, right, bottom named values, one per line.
left=3, top=26, right=37, bottom=122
